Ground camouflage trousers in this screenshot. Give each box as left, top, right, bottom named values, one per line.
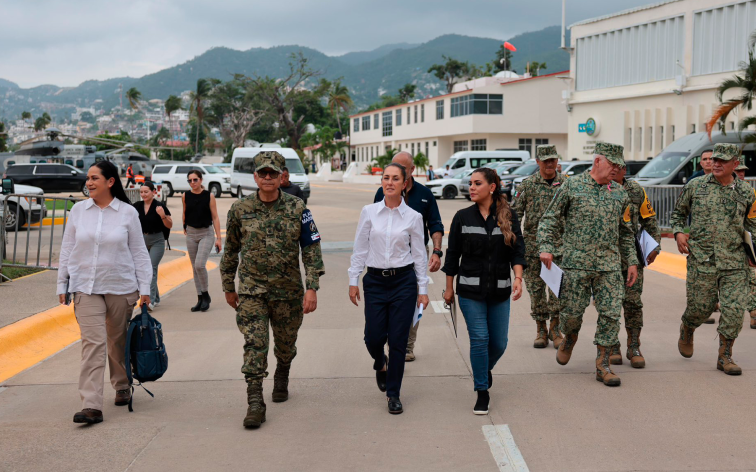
left=560, top=269, right=624, bottom=347
left=524, top=256, right=560, bottom=321
left=621, top=267, right=644, bottom=329
left=748, top=269, right=756, bottom=313
left=682, top=259, right=748, bottom=340
left=236, top=294, right=304, bottom=382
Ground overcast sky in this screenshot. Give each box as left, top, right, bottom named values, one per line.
left=2, top=0, right=655, bottom=88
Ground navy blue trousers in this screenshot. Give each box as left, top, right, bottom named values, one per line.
left=363, top=270, right=417, bottom=398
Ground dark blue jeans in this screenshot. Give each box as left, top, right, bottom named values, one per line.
left=458, top=296, right=511, bottom=391
left=363, top=270, right=417, bottom=398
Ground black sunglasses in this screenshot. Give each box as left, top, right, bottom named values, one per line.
left=187, top=178, right=200, bottom=183
left=257, top=169, right=280, bottom=178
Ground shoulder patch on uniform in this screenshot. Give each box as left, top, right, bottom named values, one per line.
left=300, top=209, right=321, bottom=247
left=639, top=189, right=656, bottom=218
left=748, top=189, right=756, bottom=219
left=623, top=205, right=631, bottom=223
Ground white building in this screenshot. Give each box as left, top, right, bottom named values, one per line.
left=348, top=72, right=569, bottom=170
left=566, top=0, right=755, bottom=160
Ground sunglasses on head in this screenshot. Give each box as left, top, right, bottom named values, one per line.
left=187, top=178, right=200, bottom=183
left=257, top=169, right=280, bottom=179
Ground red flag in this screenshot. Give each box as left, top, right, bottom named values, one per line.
left=503, top=42, right=516, bottom=52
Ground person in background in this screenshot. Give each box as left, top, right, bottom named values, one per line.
left=350, top=163, right=429, bottom=415
left=427, top=165, right=435, bottom=181
left=689, top=150, right=713, bottom=181
left=443, top=167, right=525, bottom=415
left=735, top=158, right=748, bottom=180
left=134, top=182, right=173, bottom=311
left=57, top=160, right=152, bottom=424
left=373, top=152, right=444, bottom=362
left=734, top=158, right=756, bottom=329
left=125, top=163, right=135, bottom=188
left=183, top=170, right=222, bottom=312
left=135, top=171, right=145, bottom=186
left=442, top=165, right=451, bottom=178
left=280, top=167, right=305, bottom=200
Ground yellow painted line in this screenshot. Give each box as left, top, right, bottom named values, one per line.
left=22, top=217, right=66, bottom=228
left=0, top=251, right=217, bottom=383
left=646, top=251, right=687, bottom=280
left=3, top=269, right=49, bottom=282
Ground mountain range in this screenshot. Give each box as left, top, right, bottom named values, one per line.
left=0, top=26, right=569, bottom=120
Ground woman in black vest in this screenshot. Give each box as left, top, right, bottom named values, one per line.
left=442, top=167, right=526, bottom=415
left=134, top=182, right=172, bottom=310
left=183, top=170, right=222, bottom=312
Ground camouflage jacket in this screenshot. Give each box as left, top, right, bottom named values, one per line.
left=621, top=179, right=662, bottom=269
left=220, top=190, right=325, bottom=299
left=512, top=172, right=566, bottom=259
left=538, top=171, right=638, bottom=271
left=671, top=173, right=756, bottom=270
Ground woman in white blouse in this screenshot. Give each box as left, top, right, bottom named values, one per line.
left=348, top=163, right=429, bottom=415
left=57, top=161, right=152, bottom=425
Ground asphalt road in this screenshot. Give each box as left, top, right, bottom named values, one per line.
left=2, top=182, right=756, bottom=472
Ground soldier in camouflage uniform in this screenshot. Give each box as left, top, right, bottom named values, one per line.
left=513, top=145, right=566, bottom=349
left=608, top=164, right=661, bottom=368
left=220, top=151, right=325, bottom=428
left=538, top=142, right=639, bottom=387
left=672, top=143, right=756, bottom=375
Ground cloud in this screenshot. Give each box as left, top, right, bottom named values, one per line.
left=0, top=0, right=654, bottom=87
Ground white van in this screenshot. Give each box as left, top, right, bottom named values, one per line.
left=231, top=147, right=311, bottom=203
left=150, top=163, right=232, bottom=198
left=440, top=150, right=529, bottom=176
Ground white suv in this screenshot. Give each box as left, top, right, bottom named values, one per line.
left=150, top=163, right=232, bottom=198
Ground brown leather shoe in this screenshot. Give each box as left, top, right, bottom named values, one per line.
left=73, top=408, right=103, bottom=424
left=115, top=389, right=131, bottom=406
left=626, top=328, right=646, bottom=368
left=717, top=334, right=742, bottom=375
left=596, top=346, right=621, bottom=386
left=750, top=310, right=756, bottom=329
left=548, top=316, right=563, bottom=349
left=533, top=320, right=549, bottom=349
left=609, top=343, right=623, bottom=365
left=556, top=333, right=578, bottom=365
left=678, top=323, right=695, bottom=358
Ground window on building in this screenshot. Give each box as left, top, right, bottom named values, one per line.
left=373, top=114, right=379, bottom=129
left=637, top=127, right=642, bottom=150
left=453, top=140, right=469, bottom=153
left=414, top=105, right=418, bottom=123
left=518, top=138, right=533, bottom=158
left=411, top=143, right=415, bottom=156
left=659, top=126, right=664, bottom=148
left=671, top=125, right=675, bottom=142
left=370, top=147, right=374, bottom=159
left=450, top=94, right=503, bottom=117
left=425, top=142, right=429, bottom=157
left=421, top=104, right=425, bottom=122
left=362, top=116, right=370, bottom=131
left=626, top=128, right=633, bottom=152
left=433, top=141, right=437, bottom=146
left=396, top=108, right=402, bottom=126
left=407, top=106, right=411, bottom=124
left=535, top=138, right=549, bottom=147
left=471, top=139, right=487, bottom=151
left=436, top=100, right=444, bottom=120
left=382, top=111, right=393, bottom=137
left=730, top=121, right=736, bottom=131
left=648, top=127, right=653, bottom=151
left=353, top=118, right=359, bottom=132
left=690, top=124, right=696, bottom=134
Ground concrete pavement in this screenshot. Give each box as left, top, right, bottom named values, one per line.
left=2, top=182, right=756, bottom=471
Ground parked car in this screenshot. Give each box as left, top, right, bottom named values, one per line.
left=150, top=163, right=232, bottom=198
left=624, top=160, right=649, bottom=178
left=511, top=160, right=593, bottom=196
left=1, top=181, right=46, bottom=232
left=459, top=164, right=523, bottom=199
left=499, top=161, right=540, bottom=199
left=231, top=147, right=311, bottom=203
left=3, top=163, right=88, bottom=196
left=426, top=169, right=474, bottom=199
left=440, top=150, right=530, bottom=176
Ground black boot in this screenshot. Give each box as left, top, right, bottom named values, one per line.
left=474, top=390, right=490, bottom=415
left=199, top=291, right=210, bottom=312
left=190, top=295, right=202, bottom=312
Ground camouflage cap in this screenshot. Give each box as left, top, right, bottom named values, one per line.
left=536, top=144, right=559, bottom=161
left=254, top=151, right=285, bottom=172
left=594, top=142, right=625, bottom=167
left=711, top=143, right=741, bottom=162
left=736, top=156, right=749, bottom=171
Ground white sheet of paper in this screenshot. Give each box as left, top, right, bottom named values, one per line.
left=637, top=230, right=660, bottom=266
left=413, top=303, right=424, bottom=327
left=540, top=262, right=563, bottom=298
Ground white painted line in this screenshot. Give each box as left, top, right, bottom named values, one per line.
left=430, top=300, right=449, bottom=313
left=482, top=424, right=529, bottom=472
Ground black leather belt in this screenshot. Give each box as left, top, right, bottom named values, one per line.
left=367, top=264, right=414, bottom=277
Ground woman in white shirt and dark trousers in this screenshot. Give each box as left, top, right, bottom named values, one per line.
left=57, top=161, right=152, bottom=425
left=349, top=163, right=429, bottom=414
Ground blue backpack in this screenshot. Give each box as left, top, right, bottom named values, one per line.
left=125, top=304, right=168, bottom=412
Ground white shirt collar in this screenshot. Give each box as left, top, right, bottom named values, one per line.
left=84, top=197, right=122, bottom=211
left=378, top=197, right=408, bottom=217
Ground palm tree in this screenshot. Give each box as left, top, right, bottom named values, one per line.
left=707, top=30, right=756, bottom=141
left=41, top=112, right=51, bottom=126
left=164, top=95, right=183, bottom=141
left=529, top=62, right=547, bottom=77
left=188, top=79, right=213, bottom=154
left=33, top=117, right=47, bottom=132
left=126, top=87, right=142, bottom=111
left=327, top=80, right=353, bottom=134
left=21, top=111, right=31, bottom=122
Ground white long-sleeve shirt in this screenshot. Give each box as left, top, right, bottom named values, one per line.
left=57, top=198, right=152, bottom=296
left=348, top=198, right=429, bottom=294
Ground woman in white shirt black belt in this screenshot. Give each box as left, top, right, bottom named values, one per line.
left=57, top=161, right=152, bottom=425
left=348, top=163, right=429, bottom=415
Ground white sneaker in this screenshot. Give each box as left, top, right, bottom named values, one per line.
left=147, top=303, right=154, bottom=311
left=153, top=301, right=160, bottom=308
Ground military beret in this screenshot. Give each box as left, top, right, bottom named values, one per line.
left=594, top=142, right=625, bottom=167
left=711, top=143, right=741, bottom=162
left=536, top=145, right=559, bottom=161
left=736, top=156, right=748, bottom=171
left=254, top=151, right=285, bottom=173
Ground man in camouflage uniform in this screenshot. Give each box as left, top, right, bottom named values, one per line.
left=609, top=163, right=661, bottom=368
left=513, top=144, right=566, bottom=349
left=220, top=151, right=325, bottom=428
left=672, top=143, right=756, bottom=375
left=538, top=142, right=638, bottom=387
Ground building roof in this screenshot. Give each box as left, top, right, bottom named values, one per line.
left=349, top=70, right=568, bottom=118
left=569, top=0, right=683, bottom=28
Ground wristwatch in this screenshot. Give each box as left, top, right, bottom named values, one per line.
left=432, top=249, right=443, bottom=258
